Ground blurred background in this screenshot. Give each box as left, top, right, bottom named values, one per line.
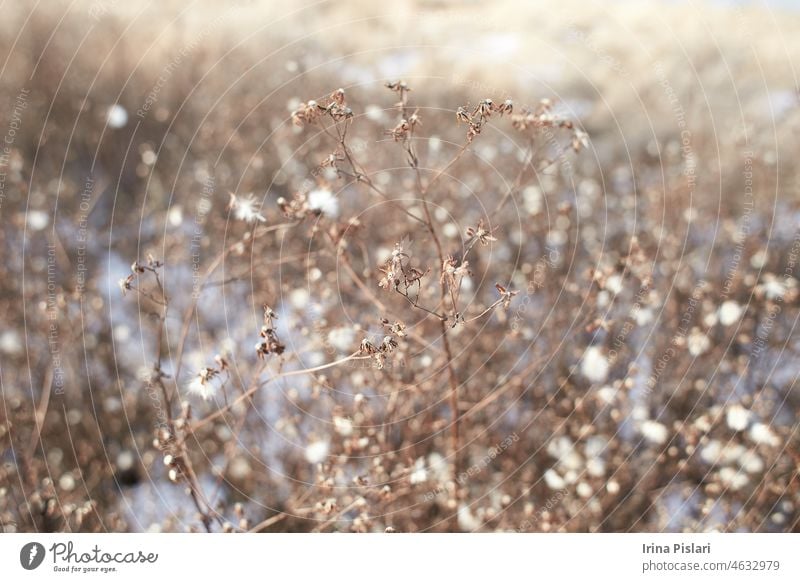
left=1, top=0, right=799, bottom=532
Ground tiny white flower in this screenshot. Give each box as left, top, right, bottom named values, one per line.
left=59, top=473, right=76, bottom=492
left=687, top=328, right=710, bottom=356
left=725, top=404, right=751, bottom=431
left=289, top=288, right=309, bottom=309
left=523, top=185, right=542, bottom=215
left=584, top=436, right=607, bottom=459
left=546, top=436, right=574, bottom=460
left=141, top=150, right=157, bottom=165
left=27, top=210, right=49, bottom=231
left=719, top=466, right=748, bottom=490
left=560, top=451, right=583, bottom=471
left=308, top=188, right=339, bottom=217
left=635, top=308, right=654, bottom=327
left=631, top=404, right=648, bottom=421
left=333, top=416, right=353, bottom=437
left=0, top=330, right=22, bottom=355
left=117, top=450, right=135, bottom=472
left=167, top=205, right=183, bottom=226
left=186, top=368, right=220, bottom=401
left=427, top=452, right=450, bottom=482
left=750, top=250, right=768, bottom=268
left=409, top=458, right=428, bottom=484
left=764, top=278, right=785, bottom=300
left=738, top=450, right=764, bottom=474
left=229, top=193, right=266, bottom=223
left=749, top=422, right=780, bottom=447
left=543, top=468, right=566, bottom=490
left=596, top=386, right=617, bottom=404
left=702, top=441, right=745, bottom=465
left=700, top=440, right=723, bottom=464
left=605, top=274, right=623, bottom=295
left=720, top=443, right=746, bottom=464
left=640, top=420, right=669, bottom=445
left=106, top=104, right=128, bottom=128
left=457, top=505, right=481, bottom=531
left=581, top=346, right=609, bottom=384
left=546, top=229, right=568, bottom=246
left=693, top=415, right=712, bottom=432
left=547, top=436, right=583, bottom=471
left=718, top=300, right=743, bottom=326
left=576, top=482, right=593, bottom=498
left=229, top=457, right=252, bottom=480
left=304, top=440, right=329, bottom=464
left=113, top=324, right=131, bottom=343
left=586, top=458, right=606, bottom=477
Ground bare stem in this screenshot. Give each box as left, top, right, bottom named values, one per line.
left=190, top=352, right=367, bottom=432
left=141, top=267, right=215, bottom=532
left=394, top=94, right=468, bottom=512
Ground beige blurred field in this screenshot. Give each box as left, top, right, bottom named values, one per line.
left=1, top=0, right=799, bottom=533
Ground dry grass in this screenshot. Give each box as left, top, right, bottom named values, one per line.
left=0, top=0, right=799, bottom=533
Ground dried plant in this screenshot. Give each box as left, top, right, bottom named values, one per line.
left=2, top=0, right=799, bottom=535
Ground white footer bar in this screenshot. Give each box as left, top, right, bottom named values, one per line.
left=2, top=533, right=797, bottom=581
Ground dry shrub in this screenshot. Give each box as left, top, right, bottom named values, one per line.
left=1, top=0, right=798, bottom=533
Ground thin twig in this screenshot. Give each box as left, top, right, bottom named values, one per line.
left=190, top=352, right=368, bottom=432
